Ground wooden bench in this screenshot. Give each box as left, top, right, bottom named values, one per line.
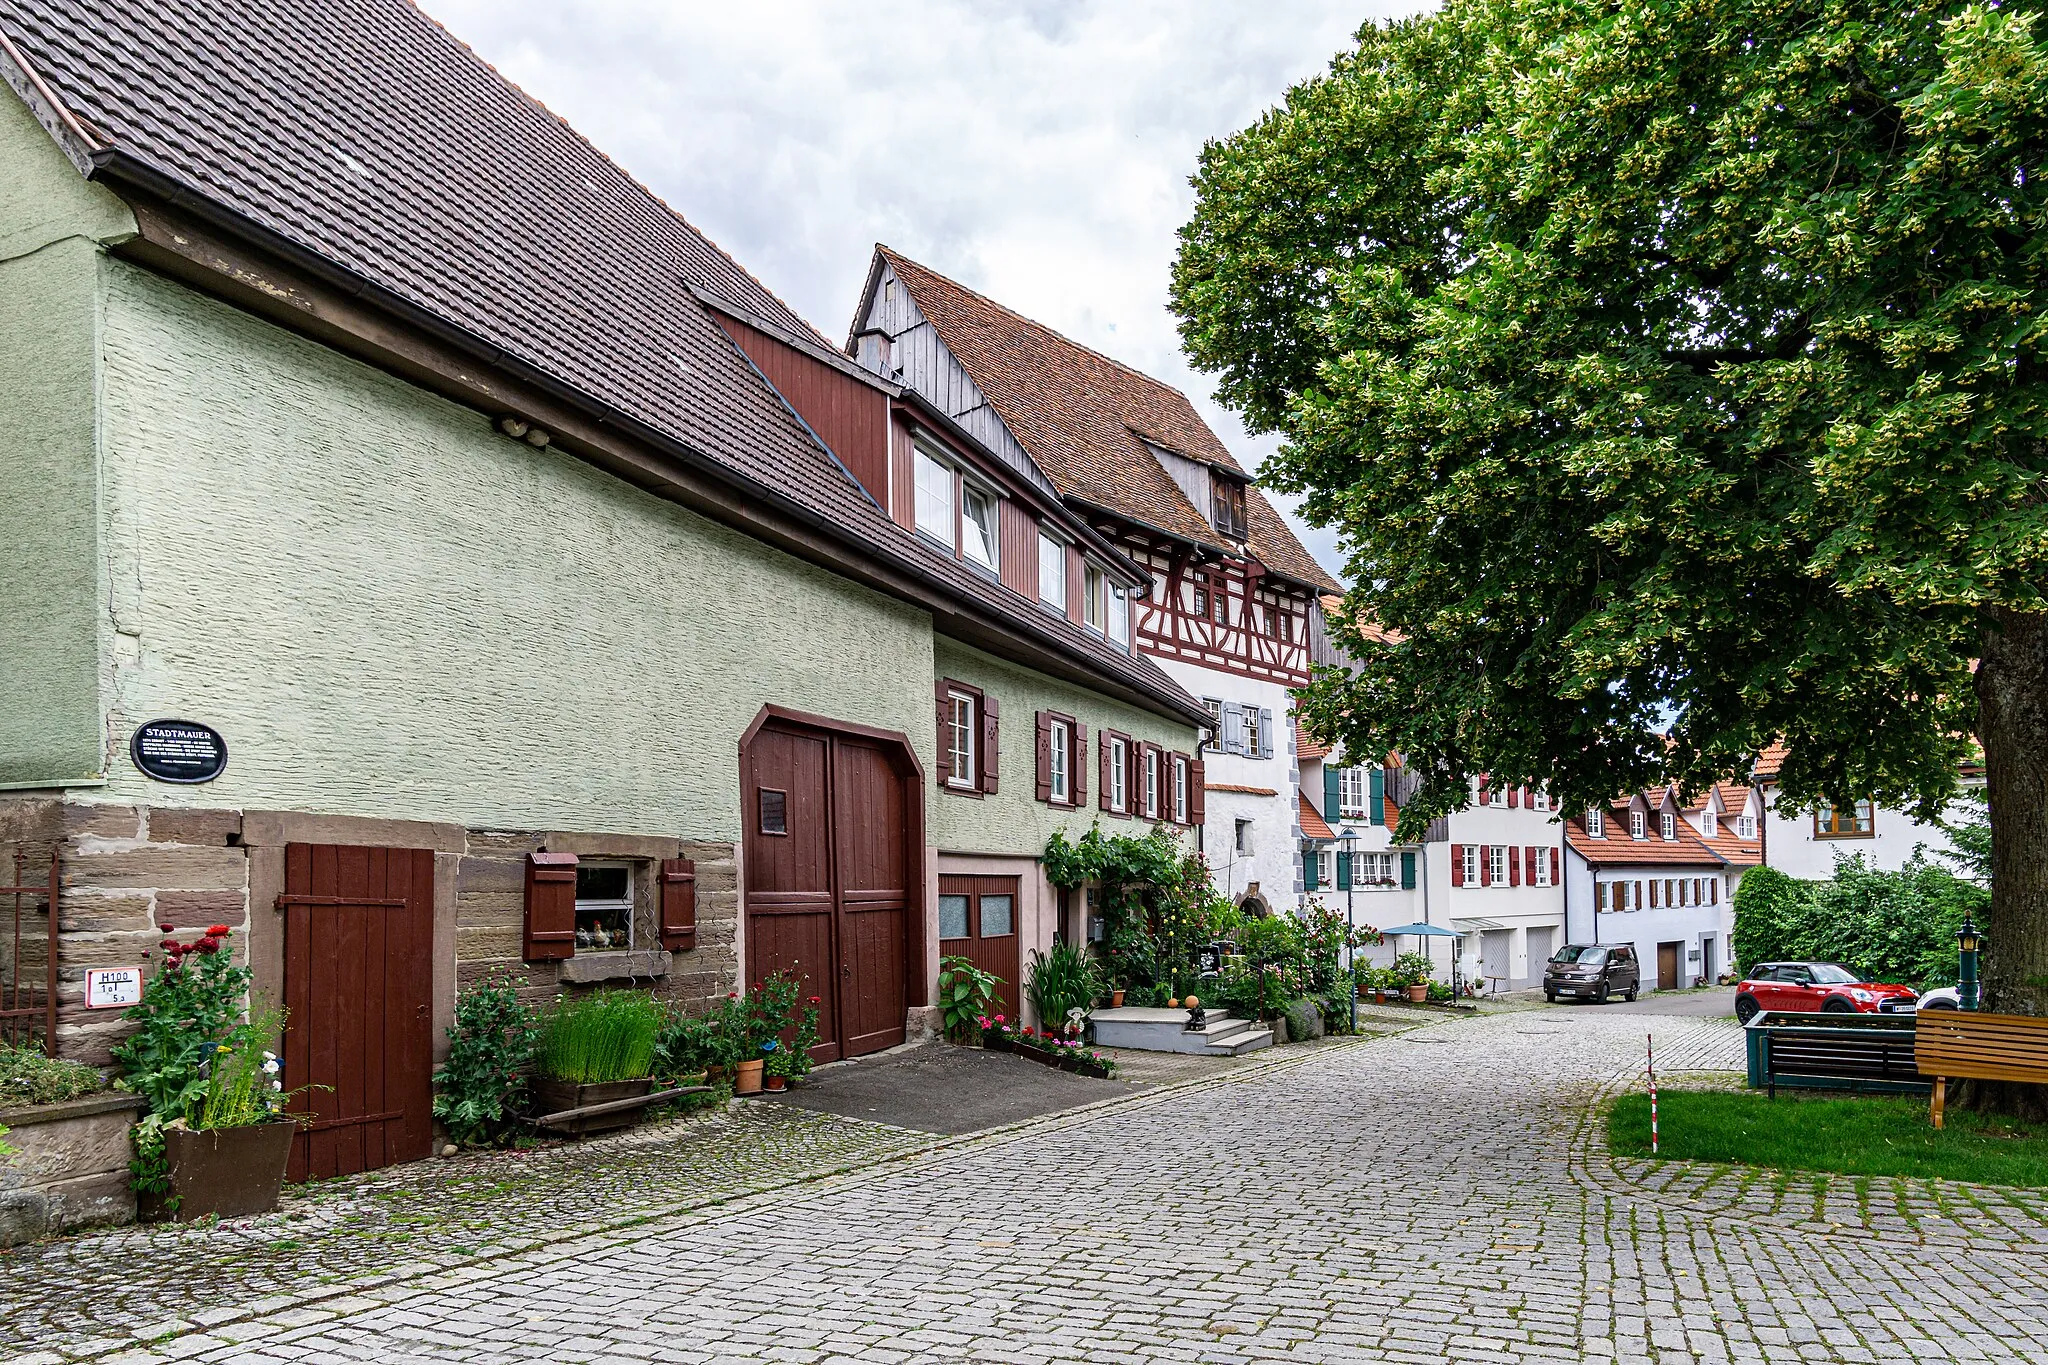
left=1744, top=1012, right=1926, bottom=1097
left=1915, top=1011, right=2048, bottom=1128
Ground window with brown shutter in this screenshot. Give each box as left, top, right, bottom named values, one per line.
left=1098, top=730, right=1112, bottom=811
left=935, top=677, right=985, bottom=797
left=1035, top=711, right=1054, bottom=802
left=660, top=857, right=696, bottom=951
left=1072, top=723, right=1088, bottom=807
left=523, top=851, right=579, bottom=962
left=1550, top=847, right=1561, bottom=886
left=1189, top=756, right=1205, bottom=826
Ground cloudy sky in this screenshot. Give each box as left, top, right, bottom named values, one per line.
left=418, top=0, right=1414, bottom=584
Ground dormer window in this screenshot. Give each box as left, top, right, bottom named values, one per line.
left=1587, top=808, right=1604, bottom=837
left=914, top=446, right=954, bottom=544
left=1211, top=472, right=1248, bottom=540
left=1702, top=810, right=1717, bottom=837
left=1659, top=811, right=1676, bottom=840
left=1083, top=565, right=1105, bottom=633
left=1738, top=814, right=1755, bottom=839
left=1038, top=531, right=1067, bottom=609
left=1108, top=584, right=1130, bottom=648
left=961, top=485, right=999, bottom=570
left=1629, top=809, right=1647, bottom=840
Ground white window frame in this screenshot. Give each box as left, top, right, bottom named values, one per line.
left=1532, top=790, right=1551, bottom=812
left=1048, top=719, right=1070, bottom=803
left=1108, top=583, right=1130, bottom=648
left=1109, top=737, right=1127, bottom=812
left=1144, top=748, right=1159, bottom=819
left=961, top=482, right=999, bottom=570
left=1487, top=785, right=1507, bottom=808
left=1488, top=845, right=1508, bottom=885
left=1173, top=756, right=1189, bottom=823
left=946, top=690, right=977, bottom=789
left=914, top=445, right=954, bottom=546
left=574, top=860, right=636, bottom=952
left=1629, top=809, right=1646, bottom=840
left=1338, top=767, right=1368, bottom=819
left=1235, top=818, right=1254, bottom=857
left=1461, top=845, right=1480, bottom=884
left=1083, top=564, right=1105, bottom=633
left=1243, top=707, right=1263, bottom=759
left=1587, top=808, right=1604, bottom=838
left=1738, top=814, right=1755, bottom=839
left=1659, top=811, right=1676, bottom=840
left=1702, top=811, right=1717, bottom=837
left=1037, top=532, right=1066, bottom=610
left=1533, top=851, right=1552, bottom=887
left=1311, top=848, right=1332, bottom=886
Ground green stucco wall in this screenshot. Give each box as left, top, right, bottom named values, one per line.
left=93, top=258, right=933, bottom=837
left=929, top=638, right=1199, bottom=857
left=0, top=87, right=134, bottom=786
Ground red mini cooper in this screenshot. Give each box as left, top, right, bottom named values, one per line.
left=1733, top=962, right=1920, bottom=1022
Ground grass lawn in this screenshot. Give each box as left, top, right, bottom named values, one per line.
left=1609, top=1088, right=2048, bottom=1187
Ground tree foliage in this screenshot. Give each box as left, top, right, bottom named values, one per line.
left=1173, top=0, right=2045, bottom=822
left=1732, top=855, right=1989, bottom=984
left=1173, top=0, right=2048, bottom=1019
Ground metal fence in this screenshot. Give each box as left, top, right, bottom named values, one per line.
left=0, top=852, right=58, bottom=1055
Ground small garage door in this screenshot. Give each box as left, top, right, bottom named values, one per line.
left=939, top=874, right=1021, bottom=1022
left=1480, top=930, right=1512, bottom=993
left=281, top=843, right=435, bottom=1182
left=1525, top=927, right=1555, bottom=986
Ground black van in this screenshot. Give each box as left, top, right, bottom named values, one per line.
left=1544, top=944, right=1640, bottom=1004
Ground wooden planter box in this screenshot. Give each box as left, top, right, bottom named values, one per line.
left=146, top=1121, right=296, bottom=1223
left=0, top=1092, right=144, bottom=1246
left=531, top=1078, right=653, bottom=1136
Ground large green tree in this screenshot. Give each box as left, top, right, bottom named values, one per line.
left=1172, top=3, right=2048, bottom=1045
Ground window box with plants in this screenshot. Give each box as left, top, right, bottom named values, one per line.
left=113, top=926, right=301, bottom=1222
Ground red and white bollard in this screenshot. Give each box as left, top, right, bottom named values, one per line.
left=1647, top=1032, right=1659, bottom=1155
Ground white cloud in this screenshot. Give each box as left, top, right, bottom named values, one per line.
left=421, top=0, right=1406, bottom=582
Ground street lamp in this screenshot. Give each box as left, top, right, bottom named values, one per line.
left=1957, top=914, right=1985, bottom=1012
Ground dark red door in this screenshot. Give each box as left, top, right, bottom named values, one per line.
left=744, top=717, right=912, bottom=1061
left=281, top=843, right=434, bottom=1182
left=938, top=874, right=1021, bottom=1022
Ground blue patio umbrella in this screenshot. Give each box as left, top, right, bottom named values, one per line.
left=1376, top=923, right=1464, bottom=998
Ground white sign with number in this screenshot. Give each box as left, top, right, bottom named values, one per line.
left=84, top=966, right=145, bottom=1010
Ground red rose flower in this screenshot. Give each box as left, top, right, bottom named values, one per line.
left=207, top=924, right=231, bottom=936
left=158, top=923, right=174, bottom=934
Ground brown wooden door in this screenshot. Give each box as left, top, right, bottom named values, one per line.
left=938, top=874, right=1021, bottom=1022
left=282, top=843, right=434, bottom=1182
left=744, top=717, right=912, bottom=1062
left=1657, top=941, right=1680, bottom=991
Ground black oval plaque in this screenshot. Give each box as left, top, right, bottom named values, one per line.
left=130, top=719, right=228, bottom=784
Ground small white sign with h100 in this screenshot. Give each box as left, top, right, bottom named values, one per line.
left=84, top=966, right=145, bottom=1009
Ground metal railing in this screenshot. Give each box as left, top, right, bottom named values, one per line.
left=0, top=852, right=58, bottom=1055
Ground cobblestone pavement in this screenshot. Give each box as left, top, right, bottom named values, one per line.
left=15, top=1007, right=2048, bottom=1364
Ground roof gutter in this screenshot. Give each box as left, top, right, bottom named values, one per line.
left=78, top=148, right=1210, bottom=731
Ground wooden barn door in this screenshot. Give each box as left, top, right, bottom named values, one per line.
left=744, top=716, right=913, bottom=1061
left=938, top=874, right=1021, bottom=1022
left=281, top=844, right=434, bottom=1182
left=1657, top=941, right=1680, bottom=991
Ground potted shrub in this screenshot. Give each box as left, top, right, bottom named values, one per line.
left=980, top=1014, right=1013, bottom=1051
left=114, top=926, right=299, bottom=1222
left=433, top=970, right=538, bottom=1148
left=1025, top=942, right=1098, bottom=1037
left=762, top=1043, right=793, bottom=1092
left=532, top=990, right=663, bottom=1133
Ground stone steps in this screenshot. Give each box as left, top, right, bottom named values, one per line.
left=1087, top=1006, right=1275, bottom=1056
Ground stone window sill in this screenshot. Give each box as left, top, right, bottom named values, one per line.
left=559, top=949, right=671, bottom=983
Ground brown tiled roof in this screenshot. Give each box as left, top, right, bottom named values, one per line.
left=1298, top=792, right=1335, bottom=841
left=1295, top=720, right=1330, bottom=762
left=1753, top=744, right=1791, bottom=782
left=1210, top=783, right=1279, bottom=798
left=0, top=0, right=1208, bottom=727
left=1697, top=832, right=1762, bottom=867
left=875, top=248, right=1339, bottom=592
left=1564, top=808, right=1728, bottom=867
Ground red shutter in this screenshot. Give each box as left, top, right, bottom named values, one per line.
left=1551, top=847, right=1561, bottom=885
left=523, top=851, right=578, bottom=962
left=1509, top=846, right=1521, bottom=886
left=1072, top=724, right=1088, bottom=807
left=660, top=857, right=696, bottom=951
left=1451, top=845, right=1465, bottom=887
left=1524, top=846, right=1536, bottom=884
left=1034, top=712, right=1053, bottom=802
left=935, top=679, right=951, bottom=783
left=1189, top=757, right=1205, bottom=826
left=1477, top=780, right=1490, bottom=806
left=981, top=692, right=1000, bottom=795
left=1508, top=786, right=1520, bottom=809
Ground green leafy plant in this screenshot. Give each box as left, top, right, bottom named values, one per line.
left=937, top=955, right=999, bottom=1043
left=536, top=990, right=662, bottom=1084
left=1025, top=940, right=1099, bottom=1032
left=1044, top=826, right=1237, bottom=997
left=1390, top=953, right=1435, bottom=990
left=653, top=1009, right=725, bottom=1079
left=1733, top=854, right=1989, bottom=985
left=0, top=1043, right=105, bottom=1107
left=432, top=971, right=539, bottom=1146
left=192, top=1005, right=288, bottom=1130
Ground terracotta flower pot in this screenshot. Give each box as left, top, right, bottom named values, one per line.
left=1111, top=990, right=1126, bottom=1008
left=153, top=1120, right=295, bottom=1222
left=764, top=1074, right=787, bottom=1092
left=734, top=1058, right=766, bottom=1095
left=1406, top=983, right=1429, bottom=1003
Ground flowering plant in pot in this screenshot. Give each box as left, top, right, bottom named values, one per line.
left=113, top=926, right=302, bottom=1221
left=978, top=1013, right=1014, bottom=1051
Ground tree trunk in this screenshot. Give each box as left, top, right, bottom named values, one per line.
left=1960, top=608, right=2048, bottom=1118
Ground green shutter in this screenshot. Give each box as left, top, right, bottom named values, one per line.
left=1336, top=852, right=1352, bottom=890
left=1369, top=768, right=1385, bottom=825
left=1304, top=849, right=1320, bottom=892
left=1324, top=764, right=1341, bottom=821
left=1400, top=851, right=1417, bottom=889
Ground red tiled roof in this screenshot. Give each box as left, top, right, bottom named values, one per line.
left=1299, top=791, right=1335, bottom=841
left=1211, top=783, right=1279, bottom=797
left=1296, top=720, right=1329, bottom=762
left=1564, top=807, right=1728, bottom=867
left=875, top=248, right=1339, bottom=592
left=1697, top=832, right=1762, bottom=867
left=0, top=0, right=1208, bottom=727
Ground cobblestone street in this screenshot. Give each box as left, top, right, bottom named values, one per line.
left=11, top=1005, right=2048, bottom=1364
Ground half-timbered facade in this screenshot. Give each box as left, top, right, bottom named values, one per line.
left=845, top=249, right=1341, bottom=912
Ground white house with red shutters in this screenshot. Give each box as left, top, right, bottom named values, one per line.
left=1426, top=779, right=1569, bottom=991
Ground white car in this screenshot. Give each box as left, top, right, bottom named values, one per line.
left=1916, top=986, right=1958, bottom=1011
